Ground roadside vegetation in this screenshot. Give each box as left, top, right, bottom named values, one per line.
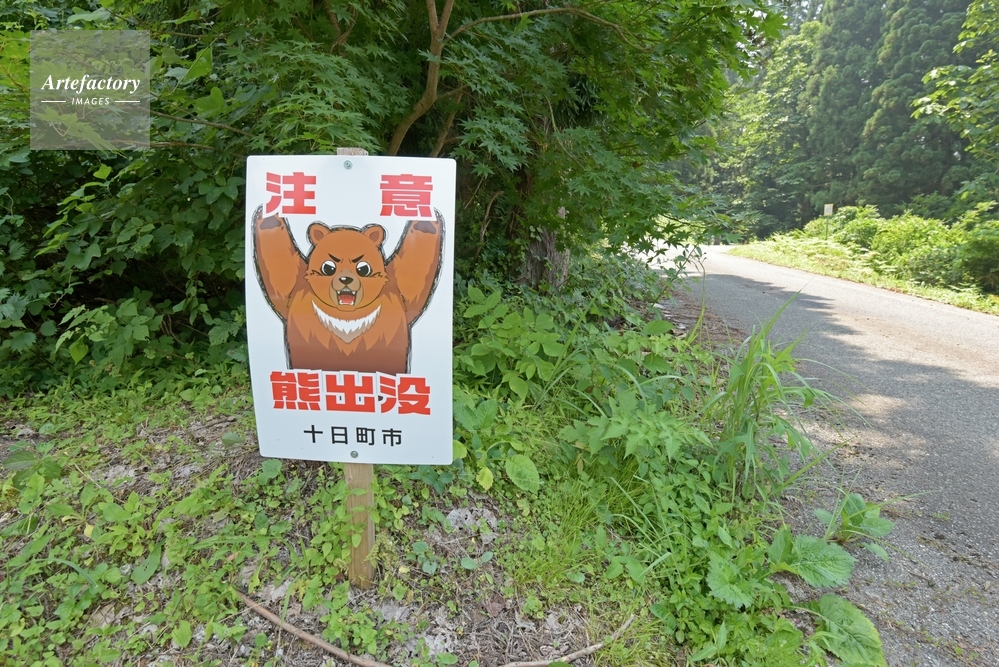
left=2, top=252, right=893, bottom=666
left=729, top=205, right=999, bottom=316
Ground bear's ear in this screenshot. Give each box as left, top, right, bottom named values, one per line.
left=308, top=223, right=331, bottom=245
left=363, top=225, right=386, bottom=247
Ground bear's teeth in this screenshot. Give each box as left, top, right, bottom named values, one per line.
left=312, top=301, right=380, bottom=343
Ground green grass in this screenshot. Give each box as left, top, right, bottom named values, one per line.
left=729, top=237, right=999, bottom=316
left=1, top=252, right=889, bottom=667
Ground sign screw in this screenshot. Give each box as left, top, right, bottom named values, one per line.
left=343, top=160, right=353, bottom=170
left=350, top=450, right=359, bottom=458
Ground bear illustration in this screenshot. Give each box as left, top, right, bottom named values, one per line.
left=252, top=206, right=444, bottom=374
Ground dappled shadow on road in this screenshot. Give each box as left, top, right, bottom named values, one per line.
left=688, top=269, right=999, bottom=665
left=688, top=271, right=999, bottom=551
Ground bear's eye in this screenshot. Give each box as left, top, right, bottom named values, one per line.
left=356, top=261, right=372, bottom=277
left=320, top=260, right=337, bottom=276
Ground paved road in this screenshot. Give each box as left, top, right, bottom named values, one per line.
left=669, top=247, right=999, bottom=666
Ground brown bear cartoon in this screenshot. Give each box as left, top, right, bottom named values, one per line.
left=252, top=206, right=444, bottom=374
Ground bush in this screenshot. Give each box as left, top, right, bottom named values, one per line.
left=959, top=219, right=999, bottom=292
left=802, top=206, right=885, bottom=248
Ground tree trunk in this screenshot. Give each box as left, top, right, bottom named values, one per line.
left=521, top=226, right=570, bottom=290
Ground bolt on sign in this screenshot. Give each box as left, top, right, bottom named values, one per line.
left=245, top=156, right=456, bottom=464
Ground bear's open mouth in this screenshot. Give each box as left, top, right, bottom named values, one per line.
left=337, top=288, right=357, bottom=306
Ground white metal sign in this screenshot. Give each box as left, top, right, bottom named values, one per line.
left=245, top=155, right=455, bottom=464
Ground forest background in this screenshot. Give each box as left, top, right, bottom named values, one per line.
left=696, top=0, right=999, bottom=300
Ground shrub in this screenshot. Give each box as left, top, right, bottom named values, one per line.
left=959, top=219, right=999, bottom=292
left=802, top=206, right=885, bottom=248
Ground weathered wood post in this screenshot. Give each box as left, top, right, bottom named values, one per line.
left=337, top=146, right=376, bottom=589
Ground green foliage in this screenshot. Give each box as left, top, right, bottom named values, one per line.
left=809, top=594, right=888, bottom=666
left=815, top=492, right=896, bottom=560
left=703, top=302, right=827, bottom=498
left=0, top=0, right=785, bottom=393
left=753, top=204, right=999, bottom=296
left=1, top=252, right=891, bottom=666
left=919, top=0, right=999, bottom=198
left=705, top=0, right=982, bottom=234
left=960, top=218, right=999, bottom=289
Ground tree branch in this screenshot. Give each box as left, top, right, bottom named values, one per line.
left=149, top=141, right=216, bottom=150
left=496, top=614, right=635, bottom=667
left=236, top=590, right=394, bottom=667
left=150, top=110, right=253, bottom=137
left=445, top=7, right=646, bottom=52
left=237, top=587, right=634, bottom=667
left=430, top=108, right=458, bottom=158
left=387, top=0, right=455, bottom=155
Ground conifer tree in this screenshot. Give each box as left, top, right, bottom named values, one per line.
left=853, top=0, right=976, bottom=212
left=801, top=0, right=885, bottom=212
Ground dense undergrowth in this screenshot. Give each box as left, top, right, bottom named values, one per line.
left=731, top=205, right=999, bottom=315
left=1, top=252, right=889, bottom=666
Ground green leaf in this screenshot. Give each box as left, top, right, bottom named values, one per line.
left=466, top=286, right=485, bottom=303
left=716, top=621, right=728, bottom=652
left=2, top=450, right=37, bottom=471
left=706, top=556, right=754, bottom=609
left=643, top=319, right=673, bottom=336
left=476, top=466, right=494, bottom=491
left=421, top=559, right=438, bottom=575
left=814, top=508, right=835, bottom=529
left=93, top=164, right=112, bottom=180
left=809, top=594, right=886, bottom=666
left=505, top=454, right=539, bottom=492
left=259, top=459, right=281, bottom=481
left=452, top=440, right=467, bottom=461
left=69, top=339, right=88, bottom=363
left=36, top=459, right=64, bottom=481
left=460, top=557, right=478, bottom=570
left=507, top=376, right=529, bottom=399
left=642, top=353, right=671, bottom=373
left=221, top=431, right=243, bottom=446
left=786, top=535, right=855, bottom=588
left=565, top=571, right=585, bottom=583
left=863, top=542, right=890, bottom=561
left=768, top=526, right=792, bottom=565
left=625, top=557, right=647, bottom=583
left=66, top=8, right=111, bottom=23
left=172, top=619, right=193, bottom=648
left=132, top=543, right=162, bottom=585
left=858, top=516, right=895, bottom=539
left=183, top=46, right=213, bottom=82
left=689, top=644, right=717, bottom=661
left=193, top=87, right=226, bottom=116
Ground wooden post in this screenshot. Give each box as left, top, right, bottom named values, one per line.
left=336, top=147, right=376, bottom=589
left=343, top=459, right=375, bottom=588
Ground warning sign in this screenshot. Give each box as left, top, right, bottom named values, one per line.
left=245, top=155, right=456, bottom=464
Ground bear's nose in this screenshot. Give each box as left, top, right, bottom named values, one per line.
left=339, top=276, right=354, bottom=286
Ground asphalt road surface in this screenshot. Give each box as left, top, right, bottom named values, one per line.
left=671, top=247, right=999, bottom=666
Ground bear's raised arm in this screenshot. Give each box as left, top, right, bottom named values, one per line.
left=253, top=206, right=306, bottom=321
left=389, top=209, right=445, bottom=324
